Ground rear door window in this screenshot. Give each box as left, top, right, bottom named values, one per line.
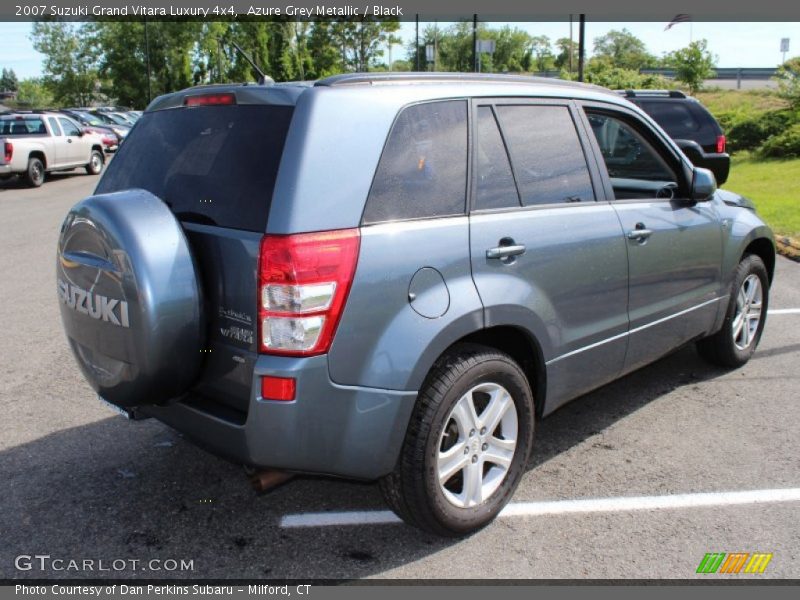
left=96, top=104, right=294, bottom=232
left=494, top=105, right=595, bottom=206
left=475, top=106, right=520, bottom=210
left=363, top=100, right=467, bottom=224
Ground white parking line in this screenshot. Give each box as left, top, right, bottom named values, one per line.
left=768, top=308, right=800, bottom=315
left=279, top=487, right=800, bottom=528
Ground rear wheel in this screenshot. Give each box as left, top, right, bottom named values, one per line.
left=85, top=149, right=104, bottom=175
left=26, top=157, right=45, bottom=187
left=697, top=254, right=769, bottom=367
left=380, top=344, right=534, bottom=536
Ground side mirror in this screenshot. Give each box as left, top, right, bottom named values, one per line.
left=691, top=167, right=717, bottom=202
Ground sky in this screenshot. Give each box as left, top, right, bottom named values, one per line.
left=1, top=21, right=799, bottom=80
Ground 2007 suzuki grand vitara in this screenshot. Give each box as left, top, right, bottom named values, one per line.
left=57, top=73, right=775, bottom=536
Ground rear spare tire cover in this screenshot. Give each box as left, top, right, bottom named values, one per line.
left=56, top=189, right=204, bottom=407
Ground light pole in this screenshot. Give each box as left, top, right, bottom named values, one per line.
left=144, top=16, right=152, bottom=105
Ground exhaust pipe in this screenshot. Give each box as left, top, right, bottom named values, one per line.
left=250, top=469, right=293, bottom=493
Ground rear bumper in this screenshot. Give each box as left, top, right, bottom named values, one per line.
left=140, top=354, right=417, bottom=480
left=0, top=164, right=12, bottom=176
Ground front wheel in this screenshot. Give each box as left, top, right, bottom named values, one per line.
left=380, top=344, right=535, bottom=536
left=85, top=149, right=104, bottom=175
left=697, top=254, right=769, bottom=367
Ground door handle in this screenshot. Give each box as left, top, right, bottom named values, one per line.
left=67, top=139, right=73, bottom=143
left=627, top=228, right=653, bottom=241
left=486, top=244, right=526, bottom=259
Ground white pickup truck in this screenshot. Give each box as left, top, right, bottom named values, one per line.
left=0, top=112, right=105, bottom=187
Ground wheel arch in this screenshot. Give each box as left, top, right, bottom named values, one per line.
left=436, top=326, right=547, bottom=418
left=28, top=150, right=47, bottom=169
left=743, top=237, right=775, bottom=285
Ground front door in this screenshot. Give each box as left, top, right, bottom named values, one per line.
left=578, top=104, right=723, bottom=373
left=58, top=117, right=86, bottom=165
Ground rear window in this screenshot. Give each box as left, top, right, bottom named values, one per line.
left=97, top=104, right=294, bottom=232
left=1, top=117, right=47, bottom=135
left=636, top=101, right=702, bottom=136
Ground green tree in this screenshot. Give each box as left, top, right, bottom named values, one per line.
left=664, top=39, right=716, bottom=94
left=554, top=37, right=578, bottom=72
left=492, top=27, right=534, bottom=73
left=13, top=78, right=54, bottom=108
left=267, top=21, right=296, bottom=81
left=193, top=22, right=232, bottom=85
left=528, top=35, right=553, bottom=72
left=90, top=21, right=199, bottom=108
left=592, top=28, right=656, bottom=70
left=31, top=22, right=99, bottom=106
left=1, top=68, right=19, bottom=92
left=306, top=22, right=342, bottom=78
left=774, top=56, right=800, bottom=110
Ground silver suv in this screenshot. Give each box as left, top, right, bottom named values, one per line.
left=56, top=73, right=775, bottom=536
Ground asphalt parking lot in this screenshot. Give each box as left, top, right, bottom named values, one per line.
left=1, top=170, right=799, bottom=580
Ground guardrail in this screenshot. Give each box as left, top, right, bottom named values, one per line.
left=641, top=67, right=778, bottom=80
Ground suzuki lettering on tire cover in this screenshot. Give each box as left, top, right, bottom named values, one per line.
left=56, top=189, right=204, bottom=407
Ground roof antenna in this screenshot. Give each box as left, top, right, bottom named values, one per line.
left=226, top=39, right=275, bottom=85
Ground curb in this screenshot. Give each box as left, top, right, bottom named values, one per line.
left=776, top=236, right=800, bottom=262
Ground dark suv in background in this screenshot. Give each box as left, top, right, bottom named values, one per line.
left=618, top=90, right=730, bottom=184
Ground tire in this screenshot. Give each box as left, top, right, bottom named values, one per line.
left=380, top=343, right=535, bottom=536
left=85, top=149, right=104, bottom=175
left=697, top=254, right=769, bottom=368
left=57, top=189, right=204, bottom=407
left=25, top=157, right=45, bottom=187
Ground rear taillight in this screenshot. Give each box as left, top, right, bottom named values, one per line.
left=716, top=134, right=726, bottom=154
left=258, top=229, right=360, bottom=356
left=184, top=93, right=236, bottom=107
left=3, top=141, right=12, bottom=163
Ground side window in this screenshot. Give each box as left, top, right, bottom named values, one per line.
left=48, top=117, right=62, bottom=136
left=363, top=100, right=467, bottom=224
left=584, top=110, right=679, bottom=199
left=494, top=105, right=595, bottom=206
left=59, top=118, right=80, bottom=136
left=475, top=106, right=519, bottom=210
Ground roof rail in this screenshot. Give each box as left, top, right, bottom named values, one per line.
left=618, top=89, right=687, bottom=99
left=315, top=72, right=605, bottom=91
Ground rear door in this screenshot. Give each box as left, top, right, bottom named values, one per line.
left=577, top=102, right=723, bottom=374
left=95, top=99, right=296, bottom=418
left=468, top=99, right=629, bottom=413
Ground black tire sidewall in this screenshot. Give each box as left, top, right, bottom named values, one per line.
left=421, top=355, right=534, bottom=534
left=27, top=158, right=44, bottom=187
left=87, top=150, right=104, bottom=175
left=723, top=255, right=770, bottom=364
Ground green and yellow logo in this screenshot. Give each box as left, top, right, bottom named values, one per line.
left=696, top=552, right=773, bottom=574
